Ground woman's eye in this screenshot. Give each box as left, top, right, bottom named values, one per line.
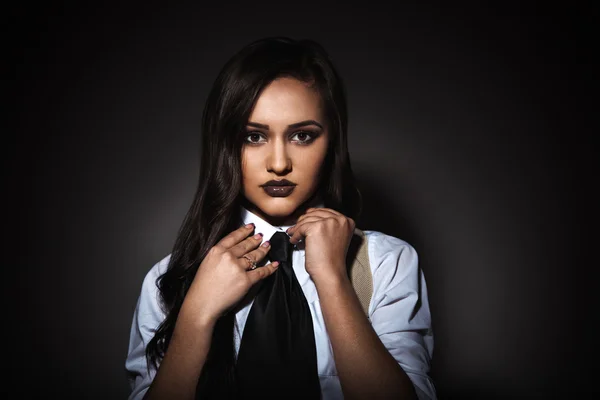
left=245, top=132, right=265, bottom=143
left=291, top=131, right=314, bottom=144
left=244, top=131, right=316, bottom=144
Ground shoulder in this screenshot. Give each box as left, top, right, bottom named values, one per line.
left=143, top=254, right=172, bottom=287
left=361, top=230, right=420, bottom=293
left=362, top=230, right=418, bottom=267
left=362, top=230, right=417, bottom=251
left=137, top=254, right=172, bottom=315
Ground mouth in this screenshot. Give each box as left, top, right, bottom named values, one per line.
left=261, top=179, right=297, bottom=197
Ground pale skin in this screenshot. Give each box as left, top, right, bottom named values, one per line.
left=143, top=78, right=417, bottom=399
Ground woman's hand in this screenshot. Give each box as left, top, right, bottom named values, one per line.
left=286, top=208, right=355, bottom=284
left=182, top=223, right=279, bottom=327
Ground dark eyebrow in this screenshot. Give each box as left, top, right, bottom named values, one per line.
left=246, top=120, right=323, bottom=130
left=289, top=120, right=323, bottom=129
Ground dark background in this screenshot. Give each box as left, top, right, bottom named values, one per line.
left=6, top=1, right=596, bottom=399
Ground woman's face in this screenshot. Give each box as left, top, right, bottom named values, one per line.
left=241, top=77, right=329, bottom=226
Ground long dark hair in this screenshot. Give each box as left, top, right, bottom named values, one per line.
left=145, top=36, right=361, bottom=398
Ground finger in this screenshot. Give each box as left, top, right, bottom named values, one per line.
left=230, top=232, right=264, bottom=257
left=216, top=223, right=256, bottom=249
left=247, top=261, right=280, bottom=284
left=306, top=207, right=343, bottom=217
left=286, top=216, right=322, bottom=237
left=241, top=256, right=258, bottom=271
left=241, top=240, right=272, bottom=268
left=288, top=219, right=323, bottom=244
left=295, top=209, right=342, bottom=226
left=293, top=210, right=354, bottom=234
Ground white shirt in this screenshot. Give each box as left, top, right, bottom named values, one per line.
left=125, top=206, right=437, bottom=399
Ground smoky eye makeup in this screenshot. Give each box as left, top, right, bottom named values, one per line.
left=290, top=130, right=320, bottom=144
left=243, top=131, right=267, bottom=144
left=242, top=128, right=322, bottom=145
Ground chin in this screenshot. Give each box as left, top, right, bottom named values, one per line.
left=248, top=195, right=307, bottom=222
left=260, top=200, right=300, bottom=218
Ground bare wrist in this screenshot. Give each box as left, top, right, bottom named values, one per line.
left=312, top=265, right=351, bottom=292
left=179, top=299, right=219, bottom=331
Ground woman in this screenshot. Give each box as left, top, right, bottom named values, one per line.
left=125, top=37, right=436, bottom=400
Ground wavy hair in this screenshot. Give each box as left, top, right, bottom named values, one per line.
left=145, top=36, right=362, bottom=398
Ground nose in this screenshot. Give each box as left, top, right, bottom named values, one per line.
left=266, top=138, right=292, bottom=175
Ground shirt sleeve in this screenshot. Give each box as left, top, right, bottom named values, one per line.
left=366, top=231, right=437, bottom=400
left=125, top=255, right=170, bottom=400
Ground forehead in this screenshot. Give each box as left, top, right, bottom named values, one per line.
left=248, top=77, right=324, bottom=125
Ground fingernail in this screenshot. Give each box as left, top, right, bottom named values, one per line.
left=272, top=261, right=279, bottom=267
left=246, top=223, right=254, bottom=229
left=262, top=241, right=270, bottom=247
left=254, top=233, right=263, bottom=239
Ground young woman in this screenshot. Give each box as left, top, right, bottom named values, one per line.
left=125, top=37, right=436, bottom=400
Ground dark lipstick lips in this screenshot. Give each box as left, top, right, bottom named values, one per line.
left=261, top=179, right=296, bottom=187
left=261, top=179, right=296, bottom=197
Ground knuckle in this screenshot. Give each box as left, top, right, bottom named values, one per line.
left=244, top=241, right=256, bottom=253
left=222, top=251, right=235, bottom=263
left=208, top=246, right=221, bottom=256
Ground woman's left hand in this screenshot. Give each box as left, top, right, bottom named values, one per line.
left=286, top=207, right=355, bottom=283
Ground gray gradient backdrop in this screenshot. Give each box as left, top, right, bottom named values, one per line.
left=7, top=2, right=595, bottom=399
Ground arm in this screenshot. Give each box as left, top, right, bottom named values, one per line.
left=125, top=224, right=277, bottom=400
left=287, top=209, right=436, bottom=399
left=142, top=305, right=216, bottom=400
left=314, top=269, right=418, bottom=399
left=126, top=257, right=211, bottom=400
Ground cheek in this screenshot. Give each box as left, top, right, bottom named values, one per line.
left=301, top=147, right=328, bottom=184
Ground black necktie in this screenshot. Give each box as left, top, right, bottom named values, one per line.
left=236, top=231, right=321, bottom=399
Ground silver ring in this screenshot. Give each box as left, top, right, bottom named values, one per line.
left=243, top=255, right=257, bottom=270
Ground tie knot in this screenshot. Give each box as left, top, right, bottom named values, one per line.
left=268, top=231, right=293, bottom=264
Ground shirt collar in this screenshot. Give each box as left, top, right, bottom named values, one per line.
left=239, top=202, right=325, bottom=243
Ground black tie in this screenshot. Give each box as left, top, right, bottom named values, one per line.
left=236, top=231, right=321, bottom=399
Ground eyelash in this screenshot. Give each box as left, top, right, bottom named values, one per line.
left=243, top=131, right=318, bottom=145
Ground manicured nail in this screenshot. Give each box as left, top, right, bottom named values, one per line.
left=262, top=241, right=270, bottom=247
left=254, top=233, right=263, bottom=239
left=272, top=261, right=279, bottom=267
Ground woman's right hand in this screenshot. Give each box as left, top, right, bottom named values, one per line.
left=181, top=223, right=278, bottom=327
